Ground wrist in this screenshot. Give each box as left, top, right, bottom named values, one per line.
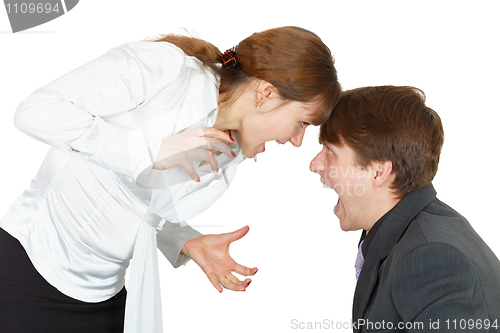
left=181, top=235, right=203, bottom=257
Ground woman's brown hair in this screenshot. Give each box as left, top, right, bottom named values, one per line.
left=319, top=86, right=444, bottom=199
left=151, top=27, right=341, bottom=125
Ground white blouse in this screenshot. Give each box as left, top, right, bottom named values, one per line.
left=0, top=41, right=245, bottom=332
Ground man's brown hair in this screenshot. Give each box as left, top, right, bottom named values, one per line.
left=319, top=86, right=444, bottom=199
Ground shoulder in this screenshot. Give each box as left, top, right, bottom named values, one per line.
left=397, top=241, right=475, bottom=277
left=112, top=41, right=186, bottom=59
left=43, top=41, right=200, bottom=94
left=387, top=200, right=479, bottom=291
left=102, top=41, right=219, bottom=103
left=400, top=197, right=473, bottom=245
left=380, top=198, right=500, bottom=320
left=390, top=242, right=478, bottom=313
left=390, top=199, right=478, bottom=273
left=388, top=197, right=499, bottom=295
left=111, top=41, right=212, bottom=77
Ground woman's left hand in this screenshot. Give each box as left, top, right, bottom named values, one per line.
left=181, top=226, right=258, bottom=293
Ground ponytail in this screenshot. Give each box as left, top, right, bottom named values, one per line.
left=150, top=27, right=341, bottom=125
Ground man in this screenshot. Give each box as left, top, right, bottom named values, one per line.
left=310, top=86, right=500, bottom=332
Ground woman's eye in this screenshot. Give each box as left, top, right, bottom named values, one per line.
left=301, top=121, right=310, bottom=127
left=327, top=148, right=333, bottom=155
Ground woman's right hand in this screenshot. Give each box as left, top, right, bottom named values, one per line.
left=153, top=128, right=236, bottom=181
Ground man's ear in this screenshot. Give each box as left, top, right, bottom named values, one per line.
left=371, top=160, right=394, bottom=187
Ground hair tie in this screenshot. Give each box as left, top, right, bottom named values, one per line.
left=217, top=46, right=238, bottom=71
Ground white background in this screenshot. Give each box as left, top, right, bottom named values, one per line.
left=1, top=1, right=499, bottom=332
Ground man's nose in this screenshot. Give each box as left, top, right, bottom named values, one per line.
left=309, top=152, right=325, bottom=174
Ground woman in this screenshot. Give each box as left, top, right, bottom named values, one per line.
left=0, top=26, right=341, bottom=332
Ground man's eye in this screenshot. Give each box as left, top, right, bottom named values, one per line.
left=328, top=148, right=333, bottom=155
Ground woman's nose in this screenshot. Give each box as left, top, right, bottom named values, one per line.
left=290, top=128, right=306, bottom=147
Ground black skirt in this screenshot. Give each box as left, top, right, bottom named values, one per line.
left=0, top=227, right=127, bottom=333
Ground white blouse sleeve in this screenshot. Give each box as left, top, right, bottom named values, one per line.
left=14, top=42, right=188, bottom=179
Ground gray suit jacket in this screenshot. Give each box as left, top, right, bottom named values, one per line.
left=353, top=184, right=500, bottom=332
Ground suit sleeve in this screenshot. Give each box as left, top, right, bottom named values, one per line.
left=156, top=220, right=202, bottom=268
left=391, top=242, right=489, bottom=332
left=13, top=42, right=187, bottom=179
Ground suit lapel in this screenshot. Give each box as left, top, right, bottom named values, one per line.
left=352, top=184, right=437, bottom=328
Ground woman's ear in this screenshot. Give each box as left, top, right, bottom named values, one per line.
left=255, top=80, right=276, bottom=106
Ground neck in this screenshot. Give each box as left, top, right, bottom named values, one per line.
left=365, top=194, right=401, bottom=235
left=214, top=92, right=244, bottom=132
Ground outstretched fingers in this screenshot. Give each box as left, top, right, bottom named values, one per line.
left=233, top=263, right=258, bottom=277
left=207, top=273, right=223, bottom=293
left=206, top=268, right=256, bottom=293
left=223, top=225, right=250, bottom=244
